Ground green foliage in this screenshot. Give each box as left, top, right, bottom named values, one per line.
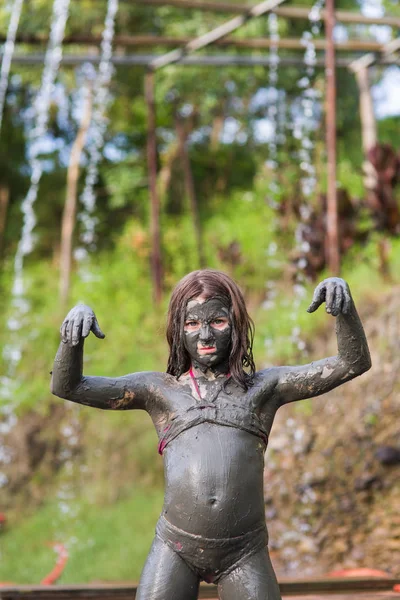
left=378, top=116, right=400, bottom=148
left=0, top=488, right=163, bottom=584
left=1, top=0, right=400, bottom=584
left=337, top=159, right=364, bottom=198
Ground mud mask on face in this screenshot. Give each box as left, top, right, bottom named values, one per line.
left=183, top=297, right=231, bottom=372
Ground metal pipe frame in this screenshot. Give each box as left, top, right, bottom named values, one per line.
left=7, top=53, right=399, bottom=67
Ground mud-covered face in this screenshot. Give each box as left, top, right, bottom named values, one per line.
left=183, top=296, right=231, bottom=371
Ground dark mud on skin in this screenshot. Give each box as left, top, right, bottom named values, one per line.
left=51, top=274, right=371, bottom=599
left=183, top=298, right=231, bottom=374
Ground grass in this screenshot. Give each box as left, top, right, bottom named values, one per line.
left=0, top=487, right=164, bottom=584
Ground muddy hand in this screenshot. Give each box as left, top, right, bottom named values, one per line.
left=60, top=304, right=105, bottom=346
left=307, top=277, right=352, bottom=317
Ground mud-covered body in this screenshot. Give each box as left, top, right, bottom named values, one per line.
left=51, top=275, right=371, bottom=600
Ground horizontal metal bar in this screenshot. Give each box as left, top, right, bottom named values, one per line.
left=6, top=52, right=399, bottom=67
left=2, top=34, right=393, bottom=53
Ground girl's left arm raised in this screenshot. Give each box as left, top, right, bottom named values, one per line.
left=264, top=278, right=371, bottom=406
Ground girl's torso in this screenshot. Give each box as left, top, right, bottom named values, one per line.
left=150, top=372, right=280, bottom=538
left=163, top=423, right=266, bottom=537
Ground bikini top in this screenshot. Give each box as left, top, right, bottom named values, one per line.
left=157, top=399, right=269, bottom=455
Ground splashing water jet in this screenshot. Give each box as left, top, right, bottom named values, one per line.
left=289, top=0, right=324, bottom=292
left=51, top=1, right=120, bottom=553
left=0, top=0, right=24, bottom=132
left=1, top=0, right=71, bottom=498
left=75, top=0, right=119, bottom=275
left=5, top=0, right=71, bottom=371
left=265, top=12, right=282, bottom=212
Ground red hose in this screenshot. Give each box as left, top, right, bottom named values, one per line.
left=0, top=542, right=68, bottom=587
left=328, top=568, right=391, bottom=578
left=40, top=543, right=69, bottom=585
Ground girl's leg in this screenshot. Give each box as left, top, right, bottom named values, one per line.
left=136, top=536, right=200, bottom=600
left=218, top=546, right=282, bottom=600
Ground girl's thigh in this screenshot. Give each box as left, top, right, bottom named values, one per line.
left=136, top=536, right=200, bottom=600
left=218, top=546, right=282, bottom=600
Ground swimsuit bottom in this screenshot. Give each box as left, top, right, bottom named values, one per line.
left=155, top=515, right=268, bottom=584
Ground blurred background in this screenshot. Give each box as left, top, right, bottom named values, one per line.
left=0, top=0, right=399, bottom=586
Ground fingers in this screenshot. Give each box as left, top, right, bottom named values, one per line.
left=332, top=286, right=343, bottom=317
left=325, top=282, right=335, bottom=314
left=61, top=320, right=69, bottom=344
left=326, top=281, right=353, bottom=316
left=92, top=318, right=105, bottom=339
left=60, top=305, right=104, bottom=345
left=81, top=315, right=93, bottom=339
left=66, top=320, right=74, bottom=345
left=342, top=287, right=352, bottom=314
left=61, top=314, right=83, bottom=346
left=308, top=278, right=353, bottom=317
left=307, top=283, right=325, bottom=313
left=71, top=319, right=83, bottom=346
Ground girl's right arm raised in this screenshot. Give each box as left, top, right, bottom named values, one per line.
left=50, top=304, right=157, bottom=411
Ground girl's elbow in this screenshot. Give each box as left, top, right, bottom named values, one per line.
left=50, top=377, right=60, bottom=397
left=50, top=377, right=71, bottom=400
left=354, top=355, right=372, bottom=376
left=362, top=355, right=372, bottom=373
left=50, top=384, right=67, bottom=399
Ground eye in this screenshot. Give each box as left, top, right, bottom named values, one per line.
left=184, top=320, right=200, bottom=330
left=211, top=318, right=229, bottom=328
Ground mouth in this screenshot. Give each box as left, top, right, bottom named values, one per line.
left=198, top=346, right=216, bottom=354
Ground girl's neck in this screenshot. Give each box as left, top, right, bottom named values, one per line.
left=191, top=361, right=230, bottom=380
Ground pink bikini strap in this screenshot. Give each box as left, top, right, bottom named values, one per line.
left=189, top=367, right=202, bottom=401
left=189, top=367, right=231, bottom=402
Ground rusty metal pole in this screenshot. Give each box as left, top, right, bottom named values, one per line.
left=325, top=0, right=340, bottom=274
left=145, top=70, right=163, bottom=304
left=59, top=83, right=93, bottom=307
left=175, top=111, right=205, bottom=268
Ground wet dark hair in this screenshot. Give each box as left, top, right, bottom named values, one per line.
left=166, top=269, right=256, bottom=390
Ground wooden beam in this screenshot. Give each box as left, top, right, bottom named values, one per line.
left=59, top=83, right=93, bottom=306
left=352, top=64, right=378, bottom=191
left=111, top=0, right=400, bottom=27
left=347, top=36, right=400, bottom=195
left=384, top=37, right=400, bottom=56
left=0, top=577, right=400, bottom=599
left=5, top=33, right=391, bottom=53
left=351, top=64, right=377, bottom=154
left=149, top=0, right=287, bottom=70
left=348, top=36, right=400, bottom=70
left=135, top=0, right=254, bottom=11
left=277, top=5, right=400, bottom=27
left=144, top=71, right=163, bottom=305
left=175, top=110, right=205, bottom=267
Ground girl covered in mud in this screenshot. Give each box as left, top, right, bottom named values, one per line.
left=51, top=269, right=371, bottom=600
